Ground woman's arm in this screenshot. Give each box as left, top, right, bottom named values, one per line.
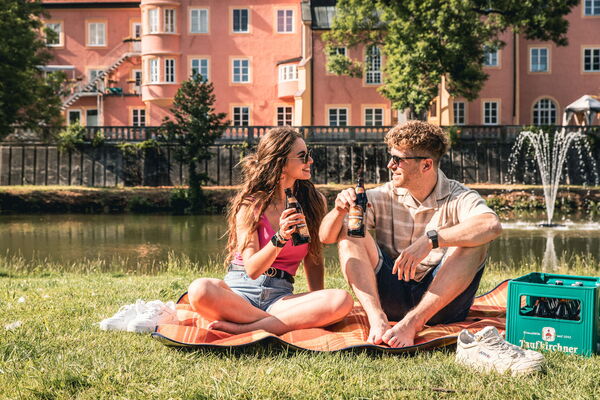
left=238, top=206, right=303, bottom=279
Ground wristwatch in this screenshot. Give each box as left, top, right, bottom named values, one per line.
left=426, top=230, right=439, bottom=249
left=271, top=231, right=288, bottom=248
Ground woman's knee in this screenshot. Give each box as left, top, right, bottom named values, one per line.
left=188, top=278, right=222, bottom=305
left=325, top=289, right=354, bottom=316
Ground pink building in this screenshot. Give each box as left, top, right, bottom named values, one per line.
left=42, top=0, right=600, bottom=128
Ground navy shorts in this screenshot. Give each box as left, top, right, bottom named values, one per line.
left=375, top=246, right=485, bottom=324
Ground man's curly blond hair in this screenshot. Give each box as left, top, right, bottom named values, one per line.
left=384, top=120, right=450, bottom=164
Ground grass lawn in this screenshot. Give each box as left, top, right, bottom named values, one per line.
left=1, top=256, right=599, bottom=399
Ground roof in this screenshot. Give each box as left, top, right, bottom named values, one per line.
left=42, top=1, right=140, bottom=8
left=564, top=95, right=600, bottom=113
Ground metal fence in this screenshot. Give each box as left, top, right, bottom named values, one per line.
left=1, top=125, right=599, bottom=186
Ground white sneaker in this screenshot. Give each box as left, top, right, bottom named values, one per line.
left=99, top=300, right=146, bottom=331
left=127, top=300, right=177, bottom=333
left=456, top=326, right=544, bottom=376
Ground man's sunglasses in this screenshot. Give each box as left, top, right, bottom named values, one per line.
left=290, top=148, right=313, bottom=163
left=389, top=155, right=428, bottom=165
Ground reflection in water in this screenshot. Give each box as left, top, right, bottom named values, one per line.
left=542, top=232, right=558, bottom=271
left=1, top=214, right=599, bottom=271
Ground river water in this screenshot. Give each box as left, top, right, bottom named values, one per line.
left=1, top=213, right=599, bottom=271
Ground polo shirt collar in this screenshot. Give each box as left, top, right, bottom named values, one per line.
left=392, top=169, right=451, bottom=209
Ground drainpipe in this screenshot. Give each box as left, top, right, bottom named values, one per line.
left=512, top=31, right=517, bottom=124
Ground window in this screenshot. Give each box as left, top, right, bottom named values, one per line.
left=328, top=108, right=348, bottom=126
left=530, top=48, right=548, bottom=72
left=88, top=22, right=106, bottom=46
left=584, top=0, right=600, bottom=16
left=233, top=106, right=250, bottom=126
left=277, top=106, right=293, bottom=126
left=584, top=48, right=600, bottom=72
left=68, top=110, right=81, bottom=124
left=278, top=65, right=297, bottom=82
left=365, top=46, right=382, bottom=84
left=88, top=69, right=103, bottom=90
left=329, top=47, right=347, bottom=57
left=134, top=70, right=142, bottom=86
left=191, top=58, right=209, bottom=80
left=45, top=22, right=62, bottom=46
left=483, top=101, right=499, bottom=125
left=148, top=9, right=159, bottom=33
left=133, top=22, right=142, bottom=38
left=232, top=59, right=249, bottom=83
left=86, top=109, right=98, bottom=127
left=132, top=109, right=146, bottom=127
left=277, top=9, right=293, bottom=33
left=364, top=108, right=383, bottom=126
left=164, top=9, right=176, bottom=33
left=190, top=9, right=208, bottom=33
left=429, top=100, right=438, bottom=118
left=532, top=99, right=557, bottom=125
left=453, top=101, right=465, bottom=125
left=165, top=59, right=175, bottom=82
left=483, top=46, right=498, bottom=67
left=233, top=9, right=249, bottom=33
left=149, top=58, right=159, bottom=83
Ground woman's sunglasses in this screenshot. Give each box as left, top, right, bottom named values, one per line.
left=290, top=148, right=313, bottom=164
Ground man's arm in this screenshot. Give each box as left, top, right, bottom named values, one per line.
left=394, top=213, right=502, bottom=281
left=319, top=188, right=357, bottom=244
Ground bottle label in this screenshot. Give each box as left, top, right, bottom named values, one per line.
left=296, top=222, right=310, bottom=237
left=348, top=205, right=364, bottom=230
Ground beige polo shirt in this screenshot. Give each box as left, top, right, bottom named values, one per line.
left=365, top=170, right=496, bottom=281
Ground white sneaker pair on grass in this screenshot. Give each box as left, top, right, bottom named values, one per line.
left=99, top=299, right=177, bottom=333
left=456, top=326, right=545, bottom=376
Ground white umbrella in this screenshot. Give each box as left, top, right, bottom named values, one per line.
left=562, top=95, right=600, bottom=126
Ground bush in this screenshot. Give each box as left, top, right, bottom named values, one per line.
left=56, top=122, right=86, bottom=152
left=169, top=188, right=190, bottom=215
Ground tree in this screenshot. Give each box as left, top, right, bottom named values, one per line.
left=0, top=0, right=65, bottom=139
left=324, top=0, right=578, bottom=116
left=159, top=74, right=229, bottom=213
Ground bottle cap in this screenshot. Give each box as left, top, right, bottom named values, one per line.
left=571, top=281, right=583, bottom=287
left=554, top=280, right=563, bottom=285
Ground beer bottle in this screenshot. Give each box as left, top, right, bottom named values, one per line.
left=284, top=188, right=310, bottom=246
left=348, top=175, right=368, bottom=238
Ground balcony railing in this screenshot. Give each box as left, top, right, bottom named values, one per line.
left=3, top=125, right=599, bottom=144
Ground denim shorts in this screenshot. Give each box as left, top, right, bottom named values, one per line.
left=375, top=246, right=485, bottom=324
left=224, top=267, right=294, bottom=312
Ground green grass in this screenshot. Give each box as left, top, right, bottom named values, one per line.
left=1, top=256, right=600, bottom=399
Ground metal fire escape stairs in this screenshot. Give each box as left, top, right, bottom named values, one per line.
left=61, top=39, right=141, bottom=111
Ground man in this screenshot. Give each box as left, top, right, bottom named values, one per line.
left=319, top=120, right=502, bottom=348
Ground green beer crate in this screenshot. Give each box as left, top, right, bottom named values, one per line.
left=506, top=272, right=600, bottom=357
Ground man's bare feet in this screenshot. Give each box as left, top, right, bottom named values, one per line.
left=367, top=318, right=392, bottom=344
left=381, top=318, right=419, bottom=348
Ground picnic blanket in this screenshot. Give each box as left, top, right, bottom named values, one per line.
left=151, top=280, right=509, bottom=353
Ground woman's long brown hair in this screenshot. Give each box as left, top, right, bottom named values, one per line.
left=225, top=127, right=324, bottom=265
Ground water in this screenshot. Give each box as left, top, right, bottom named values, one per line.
left=508, top=128, right=598, bottom=225
left=1, top=214, right=599, bottom=272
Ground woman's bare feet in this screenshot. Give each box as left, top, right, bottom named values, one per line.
left=208, top=320, right=252, bottom=334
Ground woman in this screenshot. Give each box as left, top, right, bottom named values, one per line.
left=188, top=127, right=353, bottom=335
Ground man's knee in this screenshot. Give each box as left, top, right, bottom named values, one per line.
left=446, top=244, right=489, bottom=269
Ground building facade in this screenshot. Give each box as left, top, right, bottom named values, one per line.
left=42, top=0, right=600, bottom=128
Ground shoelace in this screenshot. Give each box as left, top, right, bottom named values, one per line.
left=113, top=304, right=136, bottom=318
left=138, top=303, right=172, bottom=318
left=479, top=335, right=525, bottom=359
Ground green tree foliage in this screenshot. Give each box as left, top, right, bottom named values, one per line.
left=324, top=0, right=578, bottom=115
left=0, top=0, right=65, bottom=138
left=159, top=74, right=229, bottom=213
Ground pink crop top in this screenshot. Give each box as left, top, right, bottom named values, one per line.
left=232, top=214, right=309, bottom=276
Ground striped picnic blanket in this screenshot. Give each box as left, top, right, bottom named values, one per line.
left=151, top=280, right=508, bottom=353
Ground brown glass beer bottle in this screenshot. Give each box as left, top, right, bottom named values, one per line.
left=348, top=175, right=367, bottom=238
left=284, top=188, right=311, bottom=245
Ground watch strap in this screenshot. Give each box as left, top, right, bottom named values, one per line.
left=427, top=230, right=439, bottom=249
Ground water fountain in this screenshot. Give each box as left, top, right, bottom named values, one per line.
left=508, top=128, right=598, bottom=227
